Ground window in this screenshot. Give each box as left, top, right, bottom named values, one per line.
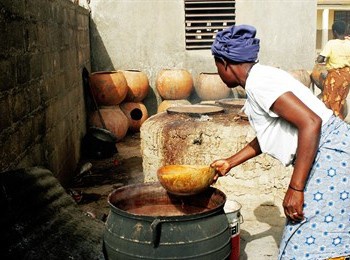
left=184, top=0, right=236, bottom=50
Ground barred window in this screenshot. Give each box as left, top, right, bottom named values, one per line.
left=185, top=0, right=236, bottom=50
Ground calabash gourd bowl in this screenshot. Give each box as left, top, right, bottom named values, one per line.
left=157, top=165, right=215, bottom=196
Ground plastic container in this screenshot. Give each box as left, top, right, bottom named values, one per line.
left=224, top=200, right=243, bottom=260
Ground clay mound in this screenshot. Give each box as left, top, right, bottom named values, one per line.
left=0, top=167, right=105, bottom=260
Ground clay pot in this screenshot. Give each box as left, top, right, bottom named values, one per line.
left=118, top=70, right=150, bottom=102
left=120, top=102, right=148, bottom=132
left=157, top=99, right=192, bottom=113
left=89, top=106, right=129, bottom=142
left=196, top=73, right=231, bottom=101
left=310, top=64, right=327, bottom=91
left=288, top=69, right=311, bottom=88
left=156, top=69, right=193, bottom=100
left=89, top=71, right=128, bottom=106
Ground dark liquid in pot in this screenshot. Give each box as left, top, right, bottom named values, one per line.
left=127, top=204, right=210, bottom=216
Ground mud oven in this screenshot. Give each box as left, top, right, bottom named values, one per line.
left=140, top=101, right=293, bottom=220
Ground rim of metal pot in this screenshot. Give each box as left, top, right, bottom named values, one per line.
left=107, top=182, right=226, bottom=222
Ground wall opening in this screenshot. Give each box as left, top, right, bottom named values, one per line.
left=184, top=0, right=236, bottom=50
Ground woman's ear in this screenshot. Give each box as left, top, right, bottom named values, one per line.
left=215, top=56, right=229, bottom=70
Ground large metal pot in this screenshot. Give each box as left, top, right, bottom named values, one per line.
left=103, top=182, right=231, bottom=260
left=82, top=127, right=117, bottom=159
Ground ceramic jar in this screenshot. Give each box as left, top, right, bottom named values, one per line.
left=89, top=106, right=129, bottom=141
left=156, top=69, right=193, bottom=100
left=288, top=69, right=312, bottom=88
left=157, top=99, right=192, bottom=113
left=196, top=72, right=231, bottom=101
left=120, top=102, right=148, bottom=132
left=89, top=71, right=128, bottom=106
left=118, top=70, right=150, bottom=102
left=310, top=64, right=327, bottom=91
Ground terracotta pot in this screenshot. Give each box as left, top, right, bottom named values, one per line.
left=118, top=70, right=150, bottom=102
left=156, top=69, right=193, bottom=100
left=89, top=106, right=129, bottom=142
left=89, top=71, right=128, bottom=106
left=120, top=102, right=148, bottom=132
left=288, top=69, right=311, bottom=88
left=196, top=73, right=231, bottom=101
left=157, top=99, right=191, bottom=113
left=310, top=64, right=327, bottom=91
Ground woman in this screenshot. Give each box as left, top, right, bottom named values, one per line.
left=210, top=25, right=350, bottom=259
left=316, top=20, right=350, bottom=120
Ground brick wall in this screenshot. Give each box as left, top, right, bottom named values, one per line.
left=0, top=0, right=90, bottom=185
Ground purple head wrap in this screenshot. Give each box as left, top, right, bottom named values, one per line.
left=211, top=25, right=260, bottom=63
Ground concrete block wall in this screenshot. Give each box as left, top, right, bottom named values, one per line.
left=0, top=0, right=90, bottom=185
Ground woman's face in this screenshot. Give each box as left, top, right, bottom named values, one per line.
left=215, top=60, right=240, bottom=88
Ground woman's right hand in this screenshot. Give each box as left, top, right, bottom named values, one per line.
left=210, top=159, right=232, bottom=181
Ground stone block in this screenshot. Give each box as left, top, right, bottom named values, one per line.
left=16, top=54, right=30, bottom=85
left=0, top=96, right=11, bottom=132
left=7, top=21, right=25, bottom=53
left=0, top=58, right=15, bottom=91
left=0, top=19, right=9, bottom=56
left=0, top=130, right=21, bottom=170
left=30, top=53, right=43, bottom=80
left=31, top=111, right=45, bottom=138
left=1, top=0, right=26, bottom=17
left=28, top=83, right=42, bottom=112
left=11, top=90, right=30, bottom=122
left=25, top=23, right=39, bottom=52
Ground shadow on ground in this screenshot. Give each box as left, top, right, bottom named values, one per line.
left=68, top=133, right=144, bottom=220
left=240, top=204, right=285, bottom=259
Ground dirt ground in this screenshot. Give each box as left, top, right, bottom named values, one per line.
left=68, top=132, right=284, bottom=259
left=68, top=133, right=144, bottom=221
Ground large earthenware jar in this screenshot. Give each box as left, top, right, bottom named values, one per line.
left=118, top=70, right=150, bottom=102
left=156, top=69, right=193, bottom=100
left=310, top=63, right=327, bottom=91
left=89, top=71, right=128, bottom=106
left=196, top=72, right=231, bottom=101
left=120, top=102, right=148, bottom=132
left=288, top=69, right=311, bottom=88
left=89, top=106, right=129, bottom=142
left=157, top=99, right=192, bottom=113
left=232, top=86, right=247, bottom=98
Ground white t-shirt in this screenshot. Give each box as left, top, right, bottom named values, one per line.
left=243, top=64, right=333, bottom=166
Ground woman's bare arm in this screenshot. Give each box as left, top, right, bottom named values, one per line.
left=271, top=91, right=322, bottom=221
left=211, top=137, right=261, bottom=178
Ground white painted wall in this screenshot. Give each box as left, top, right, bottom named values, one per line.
left=89, top=0, right=317, bottom=113
left=236, top=0, right=317, bottom=69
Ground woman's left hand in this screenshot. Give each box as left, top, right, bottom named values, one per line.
left=282, top=188, right=305, bottom=222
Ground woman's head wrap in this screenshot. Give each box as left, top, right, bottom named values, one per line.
left=211, top=25, right=260, bottom=63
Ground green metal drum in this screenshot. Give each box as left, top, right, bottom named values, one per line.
left=104, top=182, right=231, bottom=259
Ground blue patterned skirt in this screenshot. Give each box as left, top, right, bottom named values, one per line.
left=278, top=116, right=350, bottom=260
